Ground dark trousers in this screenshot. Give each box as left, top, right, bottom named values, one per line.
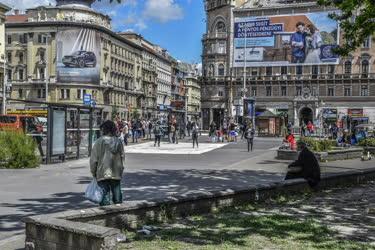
left=187, top=129, right=191, bottom=137
left=192, top=134, right=199, bottom=148
left=132, top=130, right=138, bottom=143
left=98, top=179, right=122, bottom=206
left=247, top=138, right=254, bottom=152
left=154, top=135, right=161, bottom=147
left=285, top=171, right=320, bottom=188
left=124, top=134, right=128, bottom=146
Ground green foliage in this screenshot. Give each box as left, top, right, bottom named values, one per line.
left=318, top=0, right=375, bottom=55
left=359, top=138, right=375, bottom=147
left=300, top=137, right=336, bottom=152
left=0, top=132, right=40, bottom=169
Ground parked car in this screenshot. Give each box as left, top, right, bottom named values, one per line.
left=62, top=51, right=97, bottom=68
left=0, top=115, right=42, bottom=133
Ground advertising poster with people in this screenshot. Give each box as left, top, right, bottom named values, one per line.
left=56, top=28, right=101, bottom=84
left=233, top=11, right=339, bottom=67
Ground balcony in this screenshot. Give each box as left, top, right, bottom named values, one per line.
left=202, top=32, right=227, bottom=40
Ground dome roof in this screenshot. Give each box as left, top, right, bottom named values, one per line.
left=56, top=0, right=95, bottom=8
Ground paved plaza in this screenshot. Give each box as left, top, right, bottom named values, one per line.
left=0, top=137, right=374, bottom=249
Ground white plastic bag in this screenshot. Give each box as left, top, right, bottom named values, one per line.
left=85, top=179, right=103, bottom=203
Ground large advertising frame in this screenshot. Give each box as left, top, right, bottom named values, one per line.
left=233, top=11, right=340, bottom=67
left=56, top=28, right=101, bottom=84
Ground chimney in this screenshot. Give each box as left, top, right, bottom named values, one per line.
left=14, top=9, right=19, bottom=15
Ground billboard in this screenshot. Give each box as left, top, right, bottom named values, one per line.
left=56, top=28, right=101, bottom=84
left=233, top=11, right=339, bottom=67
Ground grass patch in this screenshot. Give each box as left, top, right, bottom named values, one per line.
left=119, top=205, right=373, bottom=250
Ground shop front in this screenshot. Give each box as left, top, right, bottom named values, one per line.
left=322, top=108, right=338, bottom=128
left=348, top=108, right=369, bottom=130
left=256, top=110, right=282, bottom=137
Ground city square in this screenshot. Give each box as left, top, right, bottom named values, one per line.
left=0, top=0, right=374, bottom=249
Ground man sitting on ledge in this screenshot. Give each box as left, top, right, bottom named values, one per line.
left=285, top=141, right=321, bottom=189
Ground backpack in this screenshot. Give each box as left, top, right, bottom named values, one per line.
left=153, top=125, right=161, bottom=135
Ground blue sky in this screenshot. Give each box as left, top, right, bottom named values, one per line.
left=92, top=0, right=206, bottom=63
left=3, top=0, right=206, bottom=63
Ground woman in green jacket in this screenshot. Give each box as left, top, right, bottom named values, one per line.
left=90, top=120, right=125, bottom=206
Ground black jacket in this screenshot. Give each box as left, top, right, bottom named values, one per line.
left=288, top=147, right=321, bottom=182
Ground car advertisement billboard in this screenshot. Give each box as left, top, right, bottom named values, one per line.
left=56, top=28, right=100, bottom=84
left=233, top=11, right=339, bottom=67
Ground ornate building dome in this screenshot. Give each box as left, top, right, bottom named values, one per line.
left=56, top=0, right=95, bottom=8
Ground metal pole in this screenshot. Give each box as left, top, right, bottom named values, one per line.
left=2, top=57, right=6, bottom=115
left=45, top=35, right=49, bottom=103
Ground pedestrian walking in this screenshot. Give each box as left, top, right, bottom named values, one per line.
left=244, top=126, right=255, bottom=152
left=186, top=120, right=192, bottom=137
left=241, top=122, right=248, bottom=140
left=285, top=141, right=321, bottom=189
left=90, top=120, right=125, bottom=206
left=192, top=122, right=199, bottom=148
left=148, top=121, right=153, bottom=140
left=153, top=121, right=163, bottom=147
left=123, top=122, right=129, bottom=146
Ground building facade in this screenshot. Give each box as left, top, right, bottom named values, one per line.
left=202, top=0, right=375, bottom=131
left=0, top=3, right=10, bottom=114
left=185, top=64, right=201, bottom=122
left=5, top=0, right=146, bottom=120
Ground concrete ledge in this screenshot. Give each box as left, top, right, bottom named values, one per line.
left=23, top=168, right=375, bottom=250
left=277, top=148, right=363, bottom=162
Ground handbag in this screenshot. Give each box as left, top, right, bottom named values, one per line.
left=85, top=179, right=103, bottom=203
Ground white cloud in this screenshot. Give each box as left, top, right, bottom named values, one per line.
left=1, top=0, right=55, bottom=10
left=142, top=0, right=184, bottom=23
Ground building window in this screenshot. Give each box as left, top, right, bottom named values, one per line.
left=344, top=61, right=352, bottom=74
left=312, top=65, right=319, bottom=79
left=38, top=34, right=47, bottom=44
left=217, top=41, right=226, bottom=54
left=362, top=60, right=369, bottom=76
left=266, top=86, right=272, bottom=96
left=19, top=34, right=27, bottom=44
left=60, top=89, right=70, bottom=99
left=251, top=87, right=257, bottom=96
left=7, top=35, right=11, bottom=44
left=215, top=21, right=226, bottom=33
left=328, top=65, right=335, bottom=75
left=295, top=65, right=303, bottom=75
left=266, top=67, right=272, bottom=76
left=251, top=68, right=258, bottom=76
left=344, top=87, right=351, bottom=96
left=281, top=66, right=287, bottom=75
left=361, top=85, right=369, bottom=96
left=18, top=69, right=24, bottom=80
left=7, top=70, right=12, bottom=80
left=218, top=90, right=223, bottom=97
left=19, top=52, right=24, bottom=64
left=328, top=87, right=334, bottom=96
left=7, top=52, right=11, bottom=63
left=18, top=89, right=23, bottom=98
left=208, top=64, right=215, bottom=77
left=40, top=51, right=45, bottom=61
left=218, top=64, right=225, bottom=76
left=362, top=36, right=371, bottom=48
left=37, top=89, right=46, bottom=99
left=39, top=68, right=45, bottom=80
left=281, top=86, right=287, bottom=96
left=296, top=86, right=302, bottom=96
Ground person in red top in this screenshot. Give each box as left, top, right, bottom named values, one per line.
left=307, top=121, right=313, bottom=135
left=286, top=133, right=297, bottom=151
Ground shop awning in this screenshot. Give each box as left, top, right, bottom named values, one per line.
left=256, top=110, right=277, bottom=118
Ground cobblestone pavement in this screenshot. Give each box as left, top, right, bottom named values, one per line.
left=254, top=182, right=375, bottom=244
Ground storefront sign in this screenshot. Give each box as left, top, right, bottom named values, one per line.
left=348, top=109, right=363, bottom=117
left=322, top=108, right=337, bottom=119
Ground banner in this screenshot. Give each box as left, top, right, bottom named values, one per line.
left=233, top=11, right=339, bottom=67
left=243, top=98, right=255, bottom=118
left=322, top=108, right=337, bottom=119
left=56, top=28, right=101, bottom=84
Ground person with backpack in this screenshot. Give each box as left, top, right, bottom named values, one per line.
left=186, top=120, right=192, bottom=137
left=244, top=125, right=255, bottom=152
left=192, top=122, right=199, bottom=148
left=148, top=121, right=153, bottom=140
left=90, top=120, right=125, bottom=206
left=153, top=121, right=163, bottom=147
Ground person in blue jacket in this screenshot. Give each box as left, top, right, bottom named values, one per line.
left=290, top=22, right=307, bottom=64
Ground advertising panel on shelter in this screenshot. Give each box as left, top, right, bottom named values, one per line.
left=233, top=11, right=339, bottom=67
left=56, top=28, right=101, bottom=84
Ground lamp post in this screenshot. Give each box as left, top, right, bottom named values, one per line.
left=1, top=54, right=6, bottom=115
left=45, top=34, right=51, bottom=103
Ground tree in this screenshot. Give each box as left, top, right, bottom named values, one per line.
left=318, top=0, right=375, bottom=55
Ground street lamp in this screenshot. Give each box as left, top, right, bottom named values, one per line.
left=1, top=54, right=7, bottom=115
left=45, top=34, right=51, bottom=103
